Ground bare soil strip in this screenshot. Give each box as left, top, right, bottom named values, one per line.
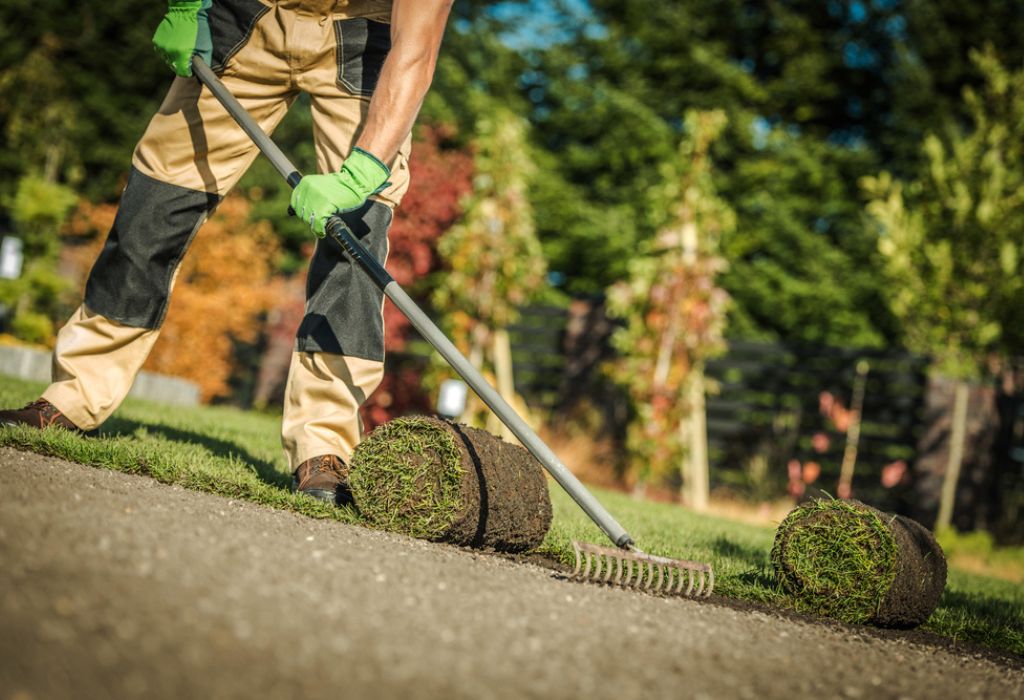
left=1, top=448, right=1021, bottom=700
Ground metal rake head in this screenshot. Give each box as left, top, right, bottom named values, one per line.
left=571, top=541, right=714, bottom=598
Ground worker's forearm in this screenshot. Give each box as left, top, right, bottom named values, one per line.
left=355, top=0, right=452, bottom=166
left=355, top=48, right=438, bottom=166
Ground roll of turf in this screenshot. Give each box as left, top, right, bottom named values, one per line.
left=349, top=416, right=552, bottom=552
left=770, top=499, right=946, bottom=628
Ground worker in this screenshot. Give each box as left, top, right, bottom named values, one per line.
left=0, top=0, right=454, bottom=506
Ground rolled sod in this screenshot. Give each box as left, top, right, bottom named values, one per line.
left=770, top=499, right=947, bottom=628
left=349, top=416, right=552, bottom=552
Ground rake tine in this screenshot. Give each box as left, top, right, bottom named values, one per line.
left=582, top=550, right=593, bottom=581
left=679, top=567, right=689, bottom=596
left=572, top=542, right=583, bottom=578
left=667, top=564, right=684, bottom=593
left=622, top=557, right=634, bottom=587
left=653, top=563, right=665, bottom=592
left=604, top=554, right=618, bottom=584
left=634, top=561, right=646, bottom=589
left=666, top=565, right=679, bottom=594
left=694, top=570, right=706, bottom=597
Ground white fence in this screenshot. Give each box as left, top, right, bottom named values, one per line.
left=0, top=345, right=199, bottom=407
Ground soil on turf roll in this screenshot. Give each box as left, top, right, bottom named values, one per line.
left=349, top=416, right=552, bottom=552
left=770, top=499, right=946, bottom=628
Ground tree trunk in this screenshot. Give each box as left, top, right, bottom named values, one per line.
left=491, top=328, right=516, bottom=442
left=681, top=368, right=710, bottom=511
left=935, top=380, right=969, bottom=530
left=837, top=360, right=870, bottom=499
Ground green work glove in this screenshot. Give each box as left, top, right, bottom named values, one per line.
left=291, top=148, right=391, bottom=237
left=152, top=0, right=213, bottom=77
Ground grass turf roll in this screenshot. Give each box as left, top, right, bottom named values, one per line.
left=770, top=499, right=946, bottom=628
left=349, top=416, right=552, bottom=552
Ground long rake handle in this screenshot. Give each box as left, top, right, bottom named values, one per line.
left=192, top=57, right=636, bottom=550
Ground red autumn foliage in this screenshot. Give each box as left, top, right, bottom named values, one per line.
left=381, top=125, right=474, bottom=352
left=359, top=126, right=474, bottom=430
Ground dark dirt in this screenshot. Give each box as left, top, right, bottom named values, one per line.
left=877, top=513, right=947, bottom=628
left=2, top=447, right=1022, bottom=700
left=445, top=421, right=552, bottom=551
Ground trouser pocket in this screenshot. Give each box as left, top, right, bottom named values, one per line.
left=208, top=0, right=271, bottom=73
left=334, top=18, right=391, bottom=97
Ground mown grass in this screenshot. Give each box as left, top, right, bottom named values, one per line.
left=1, top=375, right=1021, bottom=657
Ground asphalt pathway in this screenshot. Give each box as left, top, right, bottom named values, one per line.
left=1, top=447, right=1021, bottom=700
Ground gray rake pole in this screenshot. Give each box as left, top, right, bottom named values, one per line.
left=192, top=57, right=637, bottom=551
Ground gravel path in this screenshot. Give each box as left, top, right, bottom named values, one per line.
left=1, top=447, right=1021, bottom=700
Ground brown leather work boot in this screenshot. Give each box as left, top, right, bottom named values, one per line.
left=291, top=454, right=354, bottom=507
left=0, top=398, right=86, bottom=433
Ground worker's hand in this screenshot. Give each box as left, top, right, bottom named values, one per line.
left=291, top=149, right=391, bottom=237
left=152, top=0, right=213, bottom=77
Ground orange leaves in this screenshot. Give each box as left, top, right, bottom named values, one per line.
left=65, top=195, right=280, bottom=403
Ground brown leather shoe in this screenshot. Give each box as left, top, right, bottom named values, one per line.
left=0, top=398, right=85, bottom=433
left=291, top=454, right=354, bottom=507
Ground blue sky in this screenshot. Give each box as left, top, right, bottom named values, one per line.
left=485, top=0, right=595, bottom=49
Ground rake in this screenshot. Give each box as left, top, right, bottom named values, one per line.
left=192, top=57, right=714, bottom=599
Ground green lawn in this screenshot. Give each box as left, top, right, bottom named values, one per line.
left=1, top=375, right=1021, bottom=657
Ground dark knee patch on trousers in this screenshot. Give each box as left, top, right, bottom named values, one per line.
left=297, top=201, right=392, bottom=359
left=85, top=167, right=219, bottom=329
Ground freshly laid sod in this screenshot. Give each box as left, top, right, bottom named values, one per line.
left=0, top=375, right=1021, bottom=656
left=771, top=499, right=947, bottom=627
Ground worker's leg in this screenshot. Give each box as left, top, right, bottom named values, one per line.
left=43, top=1, right=296, bottom=429
left=279, top=4, right=412, bottom=467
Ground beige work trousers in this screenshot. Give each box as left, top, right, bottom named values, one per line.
left=43, top=0, right=411, bottom=469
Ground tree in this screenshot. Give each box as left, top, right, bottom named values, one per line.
left=431, top=110, right=547, bottom=432
left=863, top=47, right=1024, bottom=378
left=606, top=111, right=732, bottom=497
left=721, top=130, right=892, bottom=346
left=514, top=0, right=901, bottom=345
left=0, top=1, right=173, bottom=200
left=863, top=48, right=1024, bottom=533
left=0, top=175, right=78, bottom=344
